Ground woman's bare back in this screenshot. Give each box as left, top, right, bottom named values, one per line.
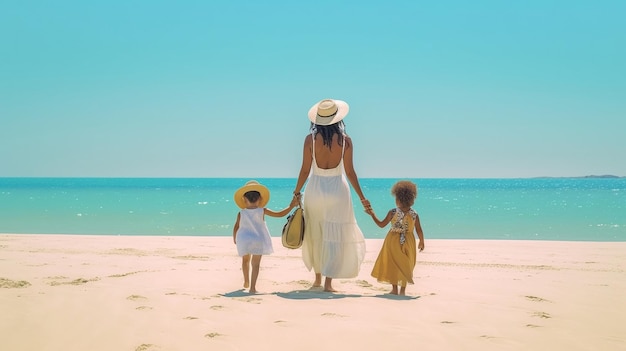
left=313, top=134, right=346, bottom=169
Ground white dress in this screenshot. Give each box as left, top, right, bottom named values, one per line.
left=301, top=135, right=366, bottom=278
left=236, top=208, right=274, bottom=256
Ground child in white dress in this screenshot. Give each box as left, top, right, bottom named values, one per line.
left=233, top=180, right=297, bottom=293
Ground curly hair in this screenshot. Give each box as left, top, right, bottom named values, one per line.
left=310, top=121, right=345, bottom=149
left=391, top=180, right=417, bottom=207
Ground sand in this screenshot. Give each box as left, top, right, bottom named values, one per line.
left=1, top=234, right=625, bottom=351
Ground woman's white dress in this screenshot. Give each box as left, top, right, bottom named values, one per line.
left=302, top=136, right=366, bottom=278
left=236, top=208, right=274, bottom=256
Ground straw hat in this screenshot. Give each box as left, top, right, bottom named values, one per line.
left=307, top=99, right=349, bottom=126
left=234, top=180, right=270, bottom=208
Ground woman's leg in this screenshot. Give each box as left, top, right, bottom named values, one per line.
left=313, top=273, right=322, bottom=287
left=241, top=254, right=250, bottom=289
left=324, top=277, right=337, bottom=292
left=249, top=255, right=262, bottom=294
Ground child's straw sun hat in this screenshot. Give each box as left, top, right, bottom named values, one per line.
left=234, top=180, right=270, bottom=208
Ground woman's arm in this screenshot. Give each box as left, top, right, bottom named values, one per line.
left=343, top=136, right=370, bottom=208
left=292, top=134, right=313, bottom=194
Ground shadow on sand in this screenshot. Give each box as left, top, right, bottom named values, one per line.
left=275, top=289, right=361, bottom=300
left=221, top=289, right=418, bottom=301
left=372, top=294, right=420, bottom=301
left=220, top=289, right=271, bottom=298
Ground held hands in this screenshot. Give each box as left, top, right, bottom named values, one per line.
left=291, top=192, right=302, bottom=208
left=361, top=198, right=373, bottom=214
left=289, top=195, right=300, bottom=208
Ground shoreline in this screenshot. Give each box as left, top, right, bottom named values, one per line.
left=1, top=234, right=625, bottom=350
left=2, top=232, right=625, bottom=243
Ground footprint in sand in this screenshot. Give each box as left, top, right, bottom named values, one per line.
left=321, top=312, right=347, bottom=318
left=234, top=297, right=262, bottom=304
left=109, top=248, right=149, bottom=256
left=135, top=344, right=162, bottom=351
left=531, top=311, right=551, bottom=319
left=171, top=255, right=210, bottom=261
left=127, top=295, right=148, bottom=301
left=525, top=295, right=551, bottom=303
left=109, top=271, right=146, bottom=278
left=184, top=316, right=198, bottom=320
left=0, top=278, right=31, bottom=288
left=205, top=332, right=223, bottom=339
left=292, top=280, right=312, bottom=287
left=210, top=305, right=225, bottom=310
left=49, top=277, right=99, bottom=286
left=136, top=306, right=153, bottom=310
left=354, top=280, right=373, bottom=288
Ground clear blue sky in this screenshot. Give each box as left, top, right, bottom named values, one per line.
left=1, top=1, right=624, bottom=178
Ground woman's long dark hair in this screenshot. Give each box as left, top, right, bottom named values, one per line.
left=310, top=121, right=345, bottom=149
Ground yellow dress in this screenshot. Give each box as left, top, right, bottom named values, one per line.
left=371, top=208, right=417, bottom=287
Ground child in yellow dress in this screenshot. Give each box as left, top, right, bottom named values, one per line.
left=366, top=180, right=425, bottom=295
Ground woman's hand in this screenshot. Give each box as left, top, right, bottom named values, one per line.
left=290, top=195, right=300, bottom=208
left=360, top=198, right=372, bottom=211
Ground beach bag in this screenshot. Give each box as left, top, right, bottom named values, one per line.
left=282, top=205, right=305, bottom=249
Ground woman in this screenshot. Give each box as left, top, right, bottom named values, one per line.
left=292, top=98, right=371, bottom=292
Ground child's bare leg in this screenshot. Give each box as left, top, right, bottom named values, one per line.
left=390, top=284, right=399, bottom=295
left=313, top=273, right=322, bottom=287
left=324, top=277, right=337, bottom=292
left=241, top=254, right=250, bottom=289
left=249, top=255, right=262, bottom=294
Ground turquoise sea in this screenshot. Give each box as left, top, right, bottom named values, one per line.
left=0, top=178, right=624, bottom=241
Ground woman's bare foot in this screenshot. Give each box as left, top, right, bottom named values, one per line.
left=312, top=273, right=322, bottom=287
left=249, top=288, right=257, bottom=294
left=390, top=285, right=399, bottom=295
left=323, top=277, right=336, bottom=292
left=244, top=281, right=249, bottom=289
